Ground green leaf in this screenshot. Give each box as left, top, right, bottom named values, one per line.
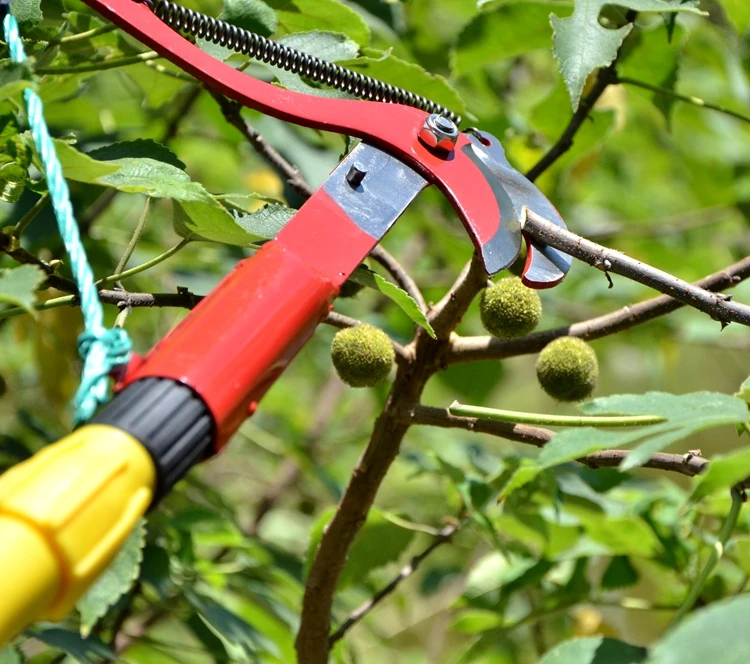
left=451, top=609, right=504, bottom=634
left=341, top=51, right=466, bottom=119
left=0, top=648, right=21, bottom=664
left=0, top=265, right=45, bottom=314
left=539, top=636, right=647, bottom=664
left=551, top=0, right=702, bottom=109
left=185, top=591, right=271, bottom=663
left=349, top=266, right=436, bottom=338
left=31, top=626, right=117, bottom=663
left=690, top=447, right=750, bottom=502
left=538, top=393, right=749, bottom=471
left=220, top=0, right=278, bottom=37
left=76, top=520, right=146, bottom=637
left=53, top=140, right=266, bottom=246
left=305, top=507, right=415, bottom=589
left=265, top=0, right=370, bottom=46
left=452, top=1, right=573, bottom=77
left=229, top=204, right=295, bottom=239
left=88, top=139, right=186, bottom=171
left=9, top=0, right=42, bottom=29
left=736, top=375, right=750, bottom=406
left=601, top=556, right=639, bottom=590
left=722, top=0, right=750, bottom=34
left=579, top=514, right=661, bottom=557
left=646, top=595, right=750, bottom=664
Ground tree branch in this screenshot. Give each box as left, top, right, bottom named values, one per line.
left=524, top=210, right=750, bottom=327
left=449, top=255, right=750, bottom=364
left=409, top=405, right=730, bottom=482
left=329, top=522, right=461, bottom=646
left=525, top=64, right=617, bottom=182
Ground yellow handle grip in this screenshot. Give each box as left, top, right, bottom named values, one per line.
left=0, top=425, right=155, bottom=645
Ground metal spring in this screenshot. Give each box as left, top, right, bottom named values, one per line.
left=145, top=0, right=461, bottom=124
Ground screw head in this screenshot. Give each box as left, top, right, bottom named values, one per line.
left=418, top=114, right=459, bottom=152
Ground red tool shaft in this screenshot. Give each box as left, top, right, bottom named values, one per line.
left=122, top=190, right=377, bottom=448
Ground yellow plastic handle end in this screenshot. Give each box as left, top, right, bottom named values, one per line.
left=0, top=425, right=156, bottom=645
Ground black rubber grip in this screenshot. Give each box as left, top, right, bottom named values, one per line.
left=92, top=378, right=214, bottom=503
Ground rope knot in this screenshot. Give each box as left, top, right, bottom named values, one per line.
left=74, top=328, right=132, bottom=424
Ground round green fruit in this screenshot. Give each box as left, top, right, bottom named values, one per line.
left=479, top=276, right=542, bottom=339
left=330, top=324, right=395, bottom=388
left=536, top=336, right=598, bottom=402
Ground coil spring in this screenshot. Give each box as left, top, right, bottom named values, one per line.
left=144, top=0, right=461, bottom=124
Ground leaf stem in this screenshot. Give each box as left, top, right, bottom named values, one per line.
left=97, top=238, right=190, bottom=288
left=114, top=197, right=152, bottom=277
left=13, top=192, right=49, bottom=238
left=618, top=76, right=750, bottom=125
left=57, top=24, right=117, bottom=45
left=36, top=51, right=160, bottom=75
left=670, top=489, right=744, bottom=627
left=449, top=402, right=665, bottom=427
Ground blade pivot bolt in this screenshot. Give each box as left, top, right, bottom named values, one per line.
left=419, top=114, right=459, bottom=152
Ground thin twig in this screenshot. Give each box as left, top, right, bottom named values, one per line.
left=524, top=210, right=750, bottom=327
left=12, top=192, right=49, bottom=238
left=525, top=64, right=617, bottom=182
left=209, top=92, right=314, bottom=198
left=36, top=51, right=160, bottom=74
left=618, top=76, right=750, bottom=125
left=449, top=255, right=750, bottom=364
left=329, top=522, right=461, bottom=645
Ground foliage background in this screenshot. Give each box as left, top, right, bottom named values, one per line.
left=1, top=0, right=750, bottom=662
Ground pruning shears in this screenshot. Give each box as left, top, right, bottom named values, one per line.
left=0, top=0, right=573, bottom=644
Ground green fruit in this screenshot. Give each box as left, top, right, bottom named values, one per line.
left=330, top=324, right=395, bottom=388
left=536, top=337, right=598, bottom=402
left=479, top=276, right=542, bottom=339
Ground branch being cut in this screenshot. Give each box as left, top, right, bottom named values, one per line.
left=524, top=210, right=750, bottom=327
left=449, top=255, right=750, bottom=364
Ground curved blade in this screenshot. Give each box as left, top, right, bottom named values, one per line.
left=464, top=131, right=572, bottom=288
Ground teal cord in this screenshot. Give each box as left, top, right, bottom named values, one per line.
left=3, top=11, right=132, bottom=423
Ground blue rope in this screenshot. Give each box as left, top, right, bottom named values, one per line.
left=3, top=9, right=132, bottom=424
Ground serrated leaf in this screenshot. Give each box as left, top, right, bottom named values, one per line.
left=88, top=139, right=186, bottom=171
left=221, top=0, right=277, bottom=37
left=266, top=0, right=370, bottom=46
left=349, top=266, right=436, bottom=338
left=690, top=446, right=750, bottom=502
left=31, top=626, right=117, bottom=663
left=646, top=595, right=750, bottom=664
left=9, top=0, right=42, bottom=29
left=0, top=265, right=45, bottom=314
left=452, top=1, right=573, bottom=77
left=76, top=520, right=146, bottom=636
left=551, top=0, right=703, bottom=109
left=539, top=636, right=647, bottom=664
left=52, top=140, right=263, bottom=246
left=538, top=393, right=749, bottom=471
left=305, top=507, right=415, bottom=589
